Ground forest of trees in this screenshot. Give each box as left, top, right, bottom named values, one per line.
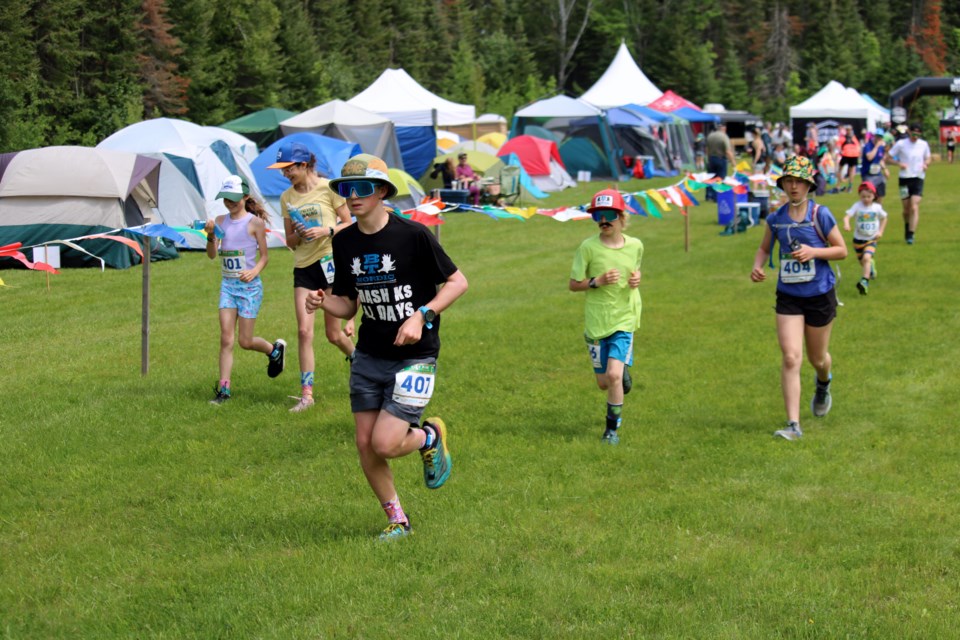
left=1, top=0, right=958, bottom=153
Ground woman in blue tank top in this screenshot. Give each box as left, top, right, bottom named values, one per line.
left=750, top=156, right=848, bottom=441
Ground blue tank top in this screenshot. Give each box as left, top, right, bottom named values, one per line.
left=766, top=201, right=837, bottom=297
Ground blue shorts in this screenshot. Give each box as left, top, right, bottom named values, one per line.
left=349, top=350, right=438, bottom=424
left=219, top=277, right=263, bottom=319
left=585, top=331, right=634, bottom=374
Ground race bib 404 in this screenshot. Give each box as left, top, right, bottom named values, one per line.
left=392, top=363, right=437, bottom=407
left=780, top=254, right=816, bottom=283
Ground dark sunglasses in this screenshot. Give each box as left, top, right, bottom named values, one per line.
left=591, top=209, right=619, bottom=223
left=335, top=180, right=379, bottom=198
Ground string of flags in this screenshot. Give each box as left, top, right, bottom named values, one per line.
left=395, top=169, right=783, bottom=224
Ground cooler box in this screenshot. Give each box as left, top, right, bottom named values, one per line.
left=437, top=189, right=469, bottom=205
left=716, top=190, right=747, bottom=225
left=736, top=202, right=761, bottom=226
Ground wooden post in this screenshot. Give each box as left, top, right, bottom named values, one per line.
left=141, top=235, right=150, bottom=376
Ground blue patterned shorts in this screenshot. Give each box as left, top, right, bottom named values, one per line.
left=219, top=277, right=263, bottom=319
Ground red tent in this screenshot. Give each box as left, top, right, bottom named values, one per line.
left=497, top=135, right=567, bottom=176
left=647, top=90, right=701, bottom=112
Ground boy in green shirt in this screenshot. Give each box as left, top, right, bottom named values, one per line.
left=569, top=189, right=644, bottom=444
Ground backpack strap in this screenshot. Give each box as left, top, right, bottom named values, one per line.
left=767, top=201, right=826, bottom=268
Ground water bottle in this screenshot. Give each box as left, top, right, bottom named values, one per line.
left=193, top=219, right=224, bottom=238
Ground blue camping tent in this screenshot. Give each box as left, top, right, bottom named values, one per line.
left=251, top=132, right=362, bottom=197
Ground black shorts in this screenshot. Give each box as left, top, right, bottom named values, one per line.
left=839, top=156, right=858, bottom=169
left=898, top=177, right=924, bottom=199
left=775, top=288, right=838, bottom=327
left=863, top=175, right=886, bottom=198
left=293, top=260, right=331, bottom=290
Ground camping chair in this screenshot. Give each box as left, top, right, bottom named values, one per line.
left=497, top=165, right=521, bottom=206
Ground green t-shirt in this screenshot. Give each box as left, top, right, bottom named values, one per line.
left=570, top=234, right=644, bottom=340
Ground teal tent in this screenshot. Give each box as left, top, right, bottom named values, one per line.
left=220, top=108, right=297, bottom=149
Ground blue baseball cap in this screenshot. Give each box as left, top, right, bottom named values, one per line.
left=267, top=142, right=312, bottom=169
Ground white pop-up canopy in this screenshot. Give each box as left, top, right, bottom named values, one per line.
left=790, top=81, right=890, bottom=133
left=348, top=68, right=476, bottom=127
left=580, top=40, right=663, bottom=108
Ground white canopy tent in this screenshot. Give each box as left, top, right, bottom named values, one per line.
left=279, top=99, right=405, bottom=170
left=790, top=81, right=890, bottom=141
left=580, top=40, right=663, bottom=108
left=347, top=68, right=476, bottom=127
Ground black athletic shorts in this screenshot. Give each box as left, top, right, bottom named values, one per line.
left=775, top=288, right=838, bottom=327
left=839, top=156, right=858, bottom=169
left=293, top=259, right=331, bottom=291
left=898, top=177, right=924, bottom=199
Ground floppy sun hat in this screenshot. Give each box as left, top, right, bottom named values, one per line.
left=267, top=142, right=312, bottom=169
left=329, top=154, right=398, bottom=199
left=776, top=155, right=817, bottom=190
left=216, top=175, right=249, bottom=202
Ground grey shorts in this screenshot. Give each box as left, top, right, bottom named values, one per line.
left=349, top=350, right=438, bottom=424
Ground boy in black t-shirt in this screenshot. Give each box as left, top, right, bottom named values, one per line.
left=306, top=155, right=469, bottom=540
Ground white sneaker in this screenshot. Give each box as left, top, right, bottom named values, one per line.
left=289, top=396, right=315, bottom=413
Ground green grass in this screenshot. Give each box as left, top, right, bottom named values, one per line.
left=1, top=165, right=959, bottom=638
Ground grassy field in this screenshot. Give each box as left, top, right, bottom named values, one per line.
left=1, top=164, right=958, bottom=638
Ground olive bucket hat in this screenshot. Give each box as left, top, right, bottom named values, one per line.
left=329, top=154, right=398, bottom=199
left=776, top=155, right=817, bottom=190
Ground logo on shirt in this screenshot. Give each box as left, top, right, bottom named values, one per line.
left=350, top=253, right=397, bottom=284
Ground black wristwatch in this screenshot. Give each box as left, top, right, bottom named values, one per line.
left=418, top=306, right=436, bottom=329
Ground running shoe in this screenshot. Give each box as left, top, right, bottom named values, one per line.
left=857, top=278, right=868, bottom=296
left=811, top=376, right=832, bottom=417
left=774, top=421, right=802, bottom=441
left=378, top=520, right=412, bottom=541
left=601, top=428, right=620, bottom=445
left=267, top=339, right=286, bottom=378
left=210, top=385, right=231, bottom=406
left=622, top=367, right=632, bottom=395
left=289, top=396, right=315, bottom=413
left=420, top=417, right=451, bottom=489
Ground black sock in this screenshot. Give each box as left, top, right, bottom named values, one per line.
left=606, top=403, right=622, bottom=431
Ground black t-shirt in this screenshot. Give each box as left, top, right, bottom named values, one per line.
left=332, top=214, right=458, bottom=360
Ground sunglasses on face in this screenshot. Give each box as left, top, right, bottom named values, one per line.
left=591, top=209, right=619, bottom=223
left=335, top=180, right=379, bottom=198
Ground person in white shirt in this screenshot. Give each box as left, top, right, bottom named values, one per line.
left=887, top=122, right=931, bottom=244
left=843, top=181, right=888, bottom=295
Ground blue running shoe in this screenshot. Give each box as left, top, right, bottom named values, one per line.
left=857, top=278, right=868, bottom=295
left=601, top=428, right=620, bottom=445
left=378, top=520, right=412, bottom=541
left=774, top=421, right=802, bottom=441
left=421, top=418, right=451, bottom=489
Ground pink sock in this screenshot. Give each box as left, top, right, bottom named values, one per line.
left=381, top=496, right=407, bottom=524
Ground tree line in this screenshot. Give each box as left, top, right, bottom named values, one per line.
left=1, top=0, right=957, bottom=153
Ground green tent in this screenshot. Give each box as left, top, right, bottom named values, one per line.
left=220, top=108, right=297, bottom=149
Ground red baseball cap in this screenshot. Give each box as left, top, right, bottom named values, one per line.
left=587, top=189, right=626, bottom=213
left=858, top=181, right=877, bottom=194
